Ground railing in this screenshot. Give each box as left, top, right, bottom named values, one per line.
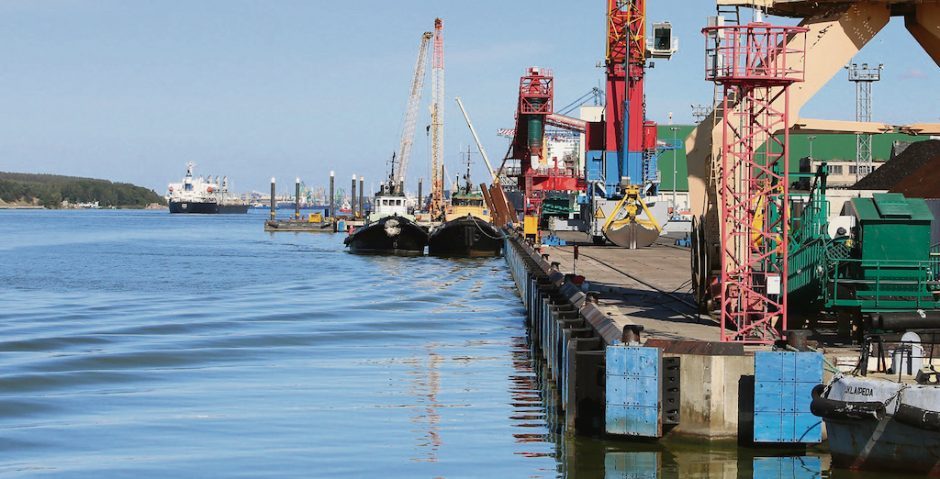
left=931, top=242, right=940, bottom=281
left=827, top=256, right=939, bottom=310
left=703, top=23, right=808, bottom=85
left=858, top=333, right=940, bottom=380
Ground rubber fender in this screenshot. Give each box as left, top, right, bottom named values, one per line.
left=894, top=403, right=940, bottom=432
left=809, top=384, right=885, bottom=422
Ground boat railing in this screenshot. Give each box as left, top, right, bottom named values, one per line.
left=858, top=332, right=940, bottom=382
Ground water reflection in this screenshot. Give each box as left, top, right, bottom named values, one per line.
left=504, top=322, right=887, bottom=479
left=604, top=451, right=659, bottom=479
left=752, top=456, right=822, bottom=479
left=406, top=345, right=443, bottom=463
left=509, top=334, right=556, bottom=456
left=558, top=439, right=831, bottom=479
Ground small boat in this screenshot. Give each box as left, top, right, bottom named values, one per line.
left=344, top=156, right=428, bottom=255
left=428, top=152, right=503, bottom=257
left=428, top=194, right=502, bottom=257
left=811, top=332, right=940, bottom=476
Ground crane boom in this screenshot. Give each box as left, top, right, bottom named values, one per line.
left=395, top=32, right=433, bottom=190
left=454, top=97, right=497, bottom=183
left=429, top=18, right=446, bottom=219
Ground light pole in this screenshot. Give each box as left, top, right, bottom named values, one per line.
left=690, top=104, right=711, bottom=124
left=845, top=62, right=883, bottom=182
left=670, top=126, right=679, bottom=215
left=807, top=135, right=816, bottom=159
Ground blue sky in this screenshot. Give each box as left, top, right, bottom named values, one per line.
left=0, top=1, right=936, bottom=194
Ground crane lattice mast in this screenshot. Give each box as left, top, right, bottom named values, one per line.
left=703, top=22, right=808, bottom=343
left=429, top=18, right=446, bottom=219
left=395, top=31, right=433, bottom=193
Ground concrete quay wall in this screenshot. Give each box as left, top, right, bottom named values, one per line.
left=503, top=233, right=823, bottom=446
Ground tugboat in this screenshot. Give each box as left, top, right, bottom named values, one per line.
left=344, top=154, right=428, bottom=255
left=811, top=332, right=940, bottom=476
left=428, top=150, right=503, bottom=257
left=167, top=163, right=248, bottom=214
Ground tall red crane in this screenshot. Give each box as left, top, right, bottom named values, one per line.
left=508, top=67, right=586, bottom=216
left=429, top=18, right=446, bottom=219
left=605, top=0, right=648, bottom=181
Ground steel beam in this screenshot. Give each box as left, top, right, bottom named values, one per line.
left=898, top=123, right=940, bottom=135
left=906, top=3, right=940, bottom=66
left=788, top=118, right=893, bottom=134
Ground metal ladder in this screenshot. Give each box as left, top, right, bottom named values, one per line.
left=708, top=5, right=741, bottom=193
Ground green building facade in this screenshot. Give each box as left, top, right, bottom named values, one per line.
left=655, top=125, right=931, bottom=192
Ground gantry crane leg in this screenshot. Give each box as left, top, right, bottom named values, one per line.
left=906, top=4, right=940, bottom=66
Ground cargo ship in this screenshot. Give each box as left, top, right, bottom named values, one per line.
left=166, top=163, right=249, bottom=214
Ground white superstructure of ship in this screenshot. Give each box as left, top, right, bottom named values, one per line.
left=166, top=163, right=248, bottom=214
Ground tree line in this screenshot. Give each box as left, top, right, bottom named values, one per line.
left=0, top=172, right=165, bottom=208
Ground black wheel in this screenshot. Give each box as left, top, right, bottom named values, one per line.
left=691, top=216, right=700, bottom=297
left=690, top=215, right=712, bottom=313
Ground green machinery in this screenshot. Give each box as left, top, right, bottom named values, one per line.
left=788, top=164, right=940, bottom=330
left=540, top=192, right=577, bottom=227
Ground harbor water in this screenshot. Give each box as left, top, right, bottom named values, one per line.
left=0, top=210, right=900, bottom=478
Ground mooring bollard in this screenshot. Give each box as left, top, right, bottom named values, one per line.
left=329, top=171, right=335, bottom=223
left=358, top=176, right=364, bottom=218
left=295, top=177, right=301, bottom=220
left=269, top=177, right=276, bottom=221
left=351, top=175, right=357, bottom=219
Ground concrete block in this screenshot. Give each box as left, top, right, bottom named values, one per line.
left=671, top=353, right=754, bottom=440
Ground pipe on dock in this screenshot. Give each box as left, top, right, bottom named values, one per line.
left=359, top=176, right=364, bottom=219
left=868, top=311, right=940, bottom=330
left=270, top=177, right=276, bottom=221
left=329, top=171, right=335, bottom=220
left=295, top=177, right=301, bottom=220
left=351, top=175, right=357, bottom=219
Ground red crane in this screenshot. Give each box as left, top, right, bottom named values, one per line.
left=703, top=23, right=808, bottom=342
left=508, top=67, right=585, bottom=216
left=592, top=0, right=669, bottom=194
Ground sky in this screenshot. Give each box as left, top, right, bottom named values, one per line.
left=0, top=0, right=936, bottom=194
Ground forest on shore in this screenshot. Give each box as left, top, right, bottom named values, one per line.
left=0, top=172, right=165, bottom=208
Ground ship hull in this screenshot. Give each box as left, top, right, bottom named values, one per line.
left=344, top=215, right=428, bottom=256
left=825, top=417, right=940, bottom=475
left=428, top=216, right=503, bottom=257
left=813, top=375, right=940, bottom=476
left=169, top=201, right=248, bottom=214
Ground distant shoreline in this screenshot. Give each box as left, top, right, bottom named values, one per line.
left=0, top=205, right=44, bottom=210
left=1, top=171, right=165, bottom=209
left=0, top=204, right=168, bottom=210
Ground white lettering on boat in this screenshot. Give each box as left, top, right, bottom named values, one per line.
left=845, top=386, right=874, bottom=397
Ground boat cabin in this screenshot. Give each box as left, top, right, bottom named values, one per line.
left=370, top=193, right=412, bottom=222
left=446, top=192, right=490, bottom=222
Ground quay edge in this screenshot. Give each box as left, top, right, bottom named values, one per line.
left=502, top=231, right=824, bottom=445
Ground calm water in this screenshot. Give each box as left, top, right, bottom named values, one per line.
left=0, top=210, right=905, bottom=478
